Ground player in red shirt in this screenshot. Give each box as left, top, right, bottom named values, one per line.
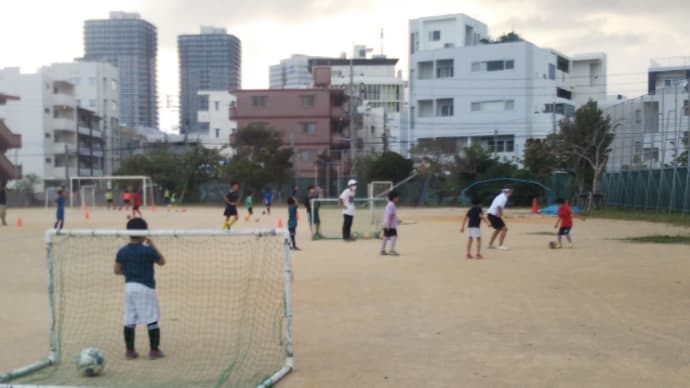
left=554, top=198, right=578, bottom=248
left=132, top=188, right=143, bottom=218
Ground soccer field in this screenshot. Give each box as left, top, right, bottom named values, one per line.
left=1, top=206, right=689, bottom=387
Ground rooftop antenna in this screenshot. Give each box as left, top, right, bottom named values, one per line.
left=379, top=26, right=384, bottom=56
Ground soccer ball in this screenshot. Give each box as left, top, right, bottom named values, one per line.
left=548, top=241, right=558, bottom=249
left=262, top=210, right=266, bottom=215
left=76, top=347, right=105, bottom=377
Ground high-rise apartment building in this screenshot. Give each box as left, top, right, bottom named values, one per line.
left=178, top=26, right=241, bottom=134
left=83, top=11, right=157, bottom=129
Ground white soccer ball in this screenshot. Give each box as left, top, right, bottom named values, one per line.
left=76, top=347, right=105, bottom=377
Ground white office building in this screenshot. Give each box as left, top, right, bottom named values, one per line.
left=409, top=14, right=607, bottom=160
left=0, top=67, right=105, bottom=190
left=195, top=90, right=237, bottom=152
left=604, top=57, right=690, bottom=171
left=44, top=62, right=120, bottom=174
left=269, top=55, right=314, bottom=89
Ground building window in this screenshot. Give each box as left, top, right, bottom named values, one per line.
left=251, top=95, right=267, bottom=107
left=302, top=122, right=317, bottom=135
left=436, top=59, right=454, bottom=78
left=436, top=98, right=454, bottom=117
left=301, top=95, right=316, bottom=107
left=557, top=56, right=570, bottom=73
left=418, top=61, right=433, bottom=80
left=429, top=30, right=441, bottom=41
left=46, top=158, right=52, bottom=163
left=88, top=99, right=96, bottom=108
left=684, top=100, right=688, bottom=116
left=487, top=60, right=505, bottom=71
left=371, top=125, right=376, bottom=135
left=45, top=108, right=50, bottom=114
left=418, top=100, right=434, bottom=117
left=643, top=147, right=659, bottom=162
left=199, top=95, right=209, bottom=110
left=505, top=100, right=514, bottom=110
left=548, top=64, right=556, bottom=80
left=635, top=109, right=642, bottom=124
left=215, top=128, right=220, bottom=138
left=471, top=102, right=481, bottom=112
left=45, top=133, right=51, bottom=139
left=471, top=62, right=481, bottom=72
left=301, top=150, right=316, bottom=161
left=557, top=88, right=572, bottom=100
left=472, top=100, right=513, bottom=112
left=214, top=101, right=220, bottom=111
left=505, top=60, right=514, bottom=70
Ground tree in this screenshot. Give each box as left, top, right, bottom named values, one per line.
left=361, top=151, right=414, bottom=185
left=14, top=173, right=40, bottom=206
left=557, top=100, right=614, bottom=193
left=225, top=124, right=293, bottom=192
left=523, top=135, right=566, bottom=177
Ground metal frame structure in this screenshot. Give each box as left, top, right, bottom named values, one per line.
left=79, top=185, right=96, bottom=210
left=0, top=228, right=295, bottom=388
left=310, top=197, right=388, bottom=240
left=68, top=176, right=153, bottom=209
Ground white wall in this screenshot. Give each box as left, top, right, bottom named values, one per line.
left=196, top=90, right=237, bottom=151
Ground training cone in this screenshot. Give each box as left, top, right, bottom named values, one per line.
left=152, top=205, right=158, bottom=213
left=84, top=207, right=91, bottom=220
left=16, top=216, right=23, bottom=227
left=277, top=218, right=284, bottom=228
left=532, top=198, right=539, bottom=214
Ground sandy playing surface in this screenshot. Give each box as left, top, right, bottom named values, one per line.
left=1, top=205, right=690, bottom=387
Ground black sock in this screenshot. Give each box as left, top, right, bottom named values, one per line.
left=124, top=326, right=135, bottom=351
left=291, top=235, right=297, bottom=248
left=147, top=322, right=160, bottom=351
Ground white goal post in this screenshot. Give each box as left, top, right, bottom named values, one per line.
left=79, top=185, right=96, bottom=210
left=69, top=175, right=154, bottom=209
left=0, top=228, right=295, bottom=388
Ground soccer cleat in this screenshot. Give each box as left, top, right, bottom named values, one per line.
left=125, top=350, right=139, bottom=360
left=497, top=246, right=510, bottom=251
left=476, top=254, right=484, bottom=259
left=148, top=349, right=165, bottom=360
left=380, top=250, right=387, bottom=256
left=487, top=245, right=496, bottom=249
left=388, top=250, right=400, bottom=256
left=466, top=253, right=474, bottom=259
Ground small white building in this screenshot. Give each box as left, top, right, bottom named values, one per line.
left=604, top=57, right=690, bottom=171
left=195, top=90, right=237, bottom=153
left=408, top=14, right=607, bottom=161
left=0, top=67, right=105, bottom=190
left=44, top=61, right=121, bottom=174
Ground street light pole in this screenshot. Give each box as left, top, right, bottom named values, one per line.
left=349, top=53, right=356, bottom=178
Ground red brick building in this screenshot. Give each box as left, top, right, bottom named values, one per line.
left=230, top=68, right=350, bottom=190
left=0, top=93, right=22, bottom=184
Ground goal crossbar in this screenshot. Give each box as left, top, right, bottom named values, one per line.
left=0, top=228, right=295, bottom=388
left=69, top=176, right=153, bottom=209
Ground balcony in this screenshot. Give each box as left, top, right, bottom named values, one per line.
left=0, top=153, right=21, bottom=180
left=0, top=119, right=22, bottom=149
left=53, top=142, right=76, bottom=155
left=50, top=166, right=77, bottom=180
left=53, top=93, right=76, bottom=108
left=79, top=147, right=104, bottom=157
left=78, top=126, right=103, bottom=137
left=53, top=117, right=76, bottom=132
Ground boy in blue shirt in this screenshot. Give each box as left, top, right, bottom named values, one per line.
left=115, top=218, right=166, bottom=360
left=54, top=189, right=66, bottom=231
left=264, top=188, right=273, bottom=215
left=287, top=197, right=299, bottom=250
left=461, top=198, right=490, bottom=259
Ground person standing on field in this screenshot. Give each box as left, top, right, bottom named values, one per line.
left=0, top=181, right=7, bottom=226
left=487, top=188, right=513, bottom=250
left=339, top=179, right=357, bottom=241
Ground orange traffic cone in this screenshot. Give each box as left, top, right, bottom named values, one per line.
left=277, top=218, right=284, bottom=228
left=532, top=198, right=539, bottom=214
left=84, top=206, right=91, bottom=220
left=16, top=216, right=23, bottom=227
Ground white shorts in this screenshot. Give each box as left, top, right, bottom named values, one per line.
left=124, top=282, right=160, bottom=326
left=467, top=227, right=481, bottom=238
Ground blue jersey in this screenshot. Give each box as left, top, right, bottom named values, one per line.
left=264, top=191, right=273, bottom=204
left=56, top=196, right=65, bottom=210
left=288, top=204, right=298, bottom=228
left=116, top=243, right=162, bottom=289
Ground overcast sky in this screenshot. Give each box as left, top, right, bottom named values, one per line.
left=1, top=0, right=689, bottom=132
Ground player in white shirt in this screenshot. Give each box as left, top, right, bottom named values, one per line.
left=338, top=179, right=357, bottom=241
left=487, top=188, right=513, bottom=250
left=380, top=190, right=400, bottom=256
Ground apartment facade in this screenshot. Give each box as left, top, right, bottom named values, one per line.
left=178, top=26, right=241, bottom=135
left=83, top=11, right=158, bottom=128
left=604, top=57, right=690, bottom=171
left=0, top=93, right=22, bottom=183
left=0, top=68, right=105, bottom=190
left=196, top=90, right=237, bottom=149
left=230, top=68, right=349, bottom=186
left=44, top=61, right=120, bottom=174
left=409, top=14, right=607, bottom=160
left=269, top=54, right=314, bottom=89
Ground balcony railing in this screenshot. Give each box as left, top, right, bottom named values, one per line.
left=78, top=126, right=103, bottom=137
left=0, top=119, right=21, bottom=149
left=650, top=56, right=690, bottom=68
left=53, top=118, right=76, bottom=131
left=0, top=153, right=21, bottom=180
left=53, top=93, right=76, bottom=107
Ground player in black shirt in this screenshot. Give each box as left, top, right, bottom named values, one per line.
left=223, top=182, right=240, bottom=230
left=460, top=198, right=490, bottom=259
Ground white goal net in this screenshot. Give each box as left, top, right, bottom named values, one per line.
left=310, top=198, right=388, bottom=240
left=80, top=185, right=96, bottom=210
left=0, top=229, right=294, bottom=388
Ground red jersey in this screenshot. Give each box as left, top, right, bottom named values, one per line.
left=133, top=191, right=142, bottom=206
left=558, top=205, right=573, bottom=227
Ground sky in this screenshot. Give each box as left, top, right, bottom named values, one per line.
left=1, top=0, right=689, bottom=132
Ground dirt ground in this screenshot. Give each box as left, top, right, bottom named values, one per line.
left=1, top=205, right=690, bottom=387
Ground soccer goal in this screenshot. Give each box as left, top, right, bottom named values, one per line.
left=69, top=176, right=155, bottom=209
left=0, top=228, right=294, bottom=388
left=310, top=197, right=388, bottom=240
left=367, top=181, right=393, bottom=199
left=80, top=185, right=96, bottom=209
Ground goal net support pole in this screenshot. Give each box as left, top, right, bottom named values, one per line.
left=0, top=228, right=295, bottom=388
left=69, top=176, right=153, bottom=209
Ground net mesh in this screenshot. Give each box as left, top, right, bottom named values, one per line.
left=311, top=198, right=387, bottom=240
left=16, top=232, right=290, bottom=388
left=368, top=181, right=393, bottom=199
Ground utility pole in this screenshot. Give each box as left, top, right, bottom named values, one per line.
left=349, top=53, right=356, bottom=177
left=493, top=129, right=498, bottom=158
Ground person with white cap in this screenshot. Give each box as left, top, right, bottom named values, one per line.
left=487, top=187, right=513, bottom=250
left=338, top=179, right=358, bottom=241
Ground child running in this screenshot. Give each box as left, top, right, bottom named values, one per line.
left=380, top=190, right=400, bottom=256
left=114, top=217, right=166, bottom=360
left=54, top=188, right=66, bottom=231
left=244, top=191, right=253, bottom=221
left=554, top=198, right=582, bottom=248
left=123, top=189, right=132, bottom=211
left=223, top=182, right=240, bottom=230
left=303, top=185, right=321, bottom=238
left=264, top=188, right=273, bottom=215
left=460, top=198, right=490, bottom=259
left=132, top=188, right=143, bottom=218
left=287, top=196, right=299, bottom=250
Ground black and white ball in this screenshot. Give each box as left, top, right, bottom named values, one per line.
left=76, top=347, right=105, bottom=377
